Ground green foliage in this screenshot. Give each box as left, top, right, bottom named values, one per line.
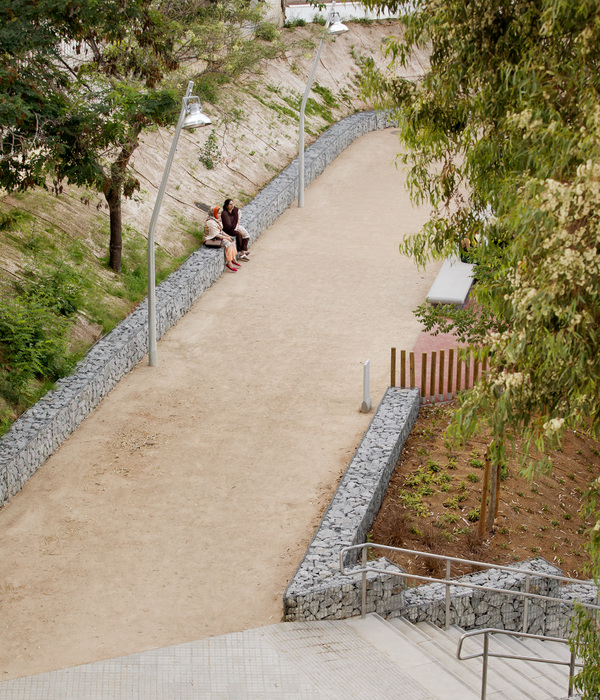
left=199, top=130, right=221, bottom=170
left=361, top=0, right=600, bottom=476
left=313, top=83, right=339, bottom=108
left=0, top=210, right=34, bottom=232
left=571, top=603, right=600, bottom=699
left=15, top=262, right=84, bottom=317
left=284, top=18, right=307, bottom=28
left=255, top=22, right=279, bottom=42
left=0, top=293, right=72, bottom=391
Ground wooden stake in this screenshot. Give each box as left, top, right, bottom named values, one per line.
left=448, top=348, right=454, bottom=399
left=391, top=347, right=397, bottom=387
left=430, top=351, right=437, bottom=404
left=478, top=448, right=492, bottom=540
left=421, top=353, right=427, bottom=404
left=439, top=350, right=445, bottom=402
left=486, top=451, right=498, bottom=534
left=401, top=350, right=406, bottom=388
left=410, top=352, right=415, bottom=389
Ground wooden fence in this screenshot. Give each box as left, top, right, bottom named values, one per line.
left=390, top=348, right=486, bottom=404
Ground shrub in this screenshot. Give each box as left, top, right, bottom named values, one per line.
left=255, top=22, right=279, bottom=42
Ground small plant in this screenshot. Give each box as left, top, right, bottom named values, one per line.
left=443, top=495, right=460, bottom=509
left=499, top=527, right=509, bottom=535
left=199, top=130, right=221, bottom=170
left=440, top=512, right=459, bottom=525
left=519, top=524, right=528, bottom=532
left=284, top=17, right=306, bottom=28
left=467, top=473, right=479, bottom=483
left=312, top=13, right=326, bottom=25
left=255, top=21, right=279, bottom=41
left=416, top=447, right=430, bottom=457
left=500, top=542, right=508, bottom=550
left=551, top=519, right=559, bottom=527
left=426, top=458, right=441, bottom=472
left=469, top=457, right=485, bottom=468
left=531, top=546, right=540, bottom=554
left=500, top=464, right=510, bottom=480
left=531, top=485, right=539, bottom=493
left=518, top=490, right=525, bottom=497
left=447, top=457, right=458, bottom=469
left=541, top=503, right=550, bottom=513
left=563, top=512, right=573, bottom=520
left=467, top=508, right=480, bottom=522
left=399, top=491, right=429, bottom=518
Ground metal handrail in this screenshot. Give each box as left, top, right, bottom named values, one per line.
left=339, top=542, right=600, bottom=629
left=456, top=627, right=581, bottom=699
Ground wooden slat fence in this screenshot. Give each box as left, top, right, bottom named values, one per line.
left=391, top=348, right=486, bottom=404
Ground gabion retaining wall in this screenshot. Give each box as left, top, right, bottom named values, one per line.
left=283, top=387, right=421, bottom=621
left=399, top=557, right=597, bottom=638
left=283, top=390, right=598, bottom=639
left=0, top=110, right=390, bottom=507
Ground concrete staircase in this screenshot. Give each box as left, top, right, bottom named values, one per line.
left=0, top=614, right=573, bottom=699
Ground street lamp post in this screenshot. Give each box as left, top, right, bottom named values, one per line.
left=147, top=81, right=211, bottom=366
left=298, top=2, right=348, bottom=207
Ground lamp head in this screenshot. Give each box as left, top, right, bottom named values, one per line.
left=328, top=12, right=348, bottom=34
left=183, top=99, right=212, bottom=129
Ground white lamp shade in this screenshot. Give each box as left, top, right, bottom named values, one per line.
left=328, top=17, right=349, bottom=34
left=183, top=102, right=212, bottom=129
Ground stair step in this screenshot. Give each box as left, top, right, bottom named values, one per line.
left=443, top=624, right=570, bottom=700
left=494, top=633, right=571, bottom=688
left=418, top=622, right=548, bottom=700
left=389, top=619, right=506, bottom=696
left=347, top=615, right=479, bottom=699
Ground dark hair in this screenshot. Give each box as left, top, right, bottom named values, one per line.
left=223, top=198, right=233, bottom=209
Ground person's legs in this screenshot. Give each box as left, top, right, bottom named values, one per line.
left=224, top=241, right=241, bottom=270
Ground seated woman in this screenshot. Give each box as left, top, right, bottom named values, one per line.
left=221, top=199, right=250, bottom=261
left=204, top=206, right=240, bottom=272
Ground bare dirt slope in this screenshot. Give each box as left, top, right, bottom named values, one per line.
left=0, top=129, right=438, bottom=681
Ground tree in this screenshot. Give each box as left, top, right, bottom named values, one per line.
left=1, top=0, right=277, bottom=272
left=1, top=0, right=181, bottom=271
left=361, top=0, right=600, bottom=467
left=361, top=0, right=600, bottom=691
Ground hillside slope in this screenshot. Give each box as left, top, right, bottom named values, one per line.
left=0, top=20, right=426, bottom=430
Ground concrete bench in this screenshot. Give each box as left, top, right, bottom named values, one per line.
left=426, top=254, right=475, bottom=308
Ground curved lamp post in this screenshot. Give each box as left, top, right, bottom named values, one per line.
left=147, top=81, right=211, bottom=366
left=298, top=2, right=348, bottom=207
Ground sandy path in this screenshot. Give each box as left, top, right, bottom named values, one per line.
left=0, top=129, right=437, bottom=680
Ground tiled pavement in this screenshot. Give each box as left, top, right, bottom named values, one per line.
left=0, top=618, right=434, bottom=700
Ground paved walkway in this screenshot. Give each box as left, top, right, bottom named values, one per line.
left=0, top=129, right=438, bottom=682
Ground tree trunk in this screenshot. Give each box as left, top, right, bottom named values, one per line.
left=103, top=134, right=140, bottom=274
left=106, top=185, right=123, bottom=273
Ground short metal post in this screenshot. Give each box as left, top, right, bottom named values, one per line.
left=361, top=360, right=371, bottom=413
left=481, top=632, right=489, bottom=700
left=445, top=560, right=451, bottom=630
left=568, top=651, right=576, bottom=697
left=523, top=574, right=530, bottom=633
left=361, top=546, right=367, bottom=618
